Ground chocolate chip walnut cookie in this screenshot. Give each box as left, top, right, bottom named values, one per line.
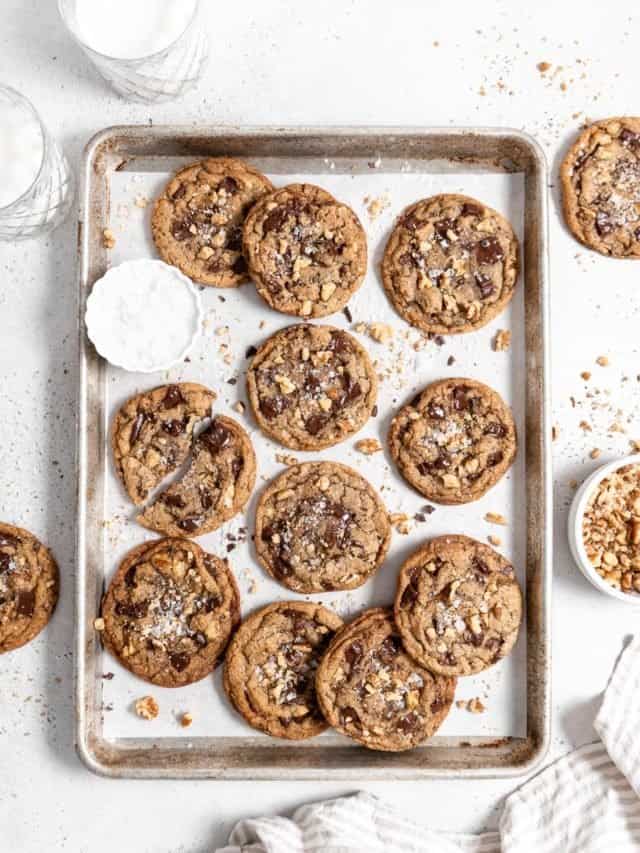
left=247, top=324, right=377, bottom=451
left=243, top=183, right=368, bottom=318
left=101, top=538, right=240, bottom=687
left=316, top=608, right=456, bottom=752
left=152, top=158, right=273, bottom=286
left=224, top=601, right=343, bottom=740
left=112, top=383, right=216, bottom=506
left=388, top=378, right=516, bottom=504
left=0, top=523, right=59, bottom=654
left=137, top=415, right=256, bottom=538
left=255, top=461, right=391, bottom=594
left=561, top=118, right=640, bottom=258
left=394, top=535, right=522, bottom=677
left=381, top=194, right=519, bottom=334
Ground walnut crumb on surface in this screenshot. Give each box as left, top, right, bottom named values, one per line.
left=485, top=512, right=507, bottom=526
left=581, top=371, right=591, bottom=381
left=275, top=453, right=298, bottom=466
left=233, top=401, right=245, bottom=414
left=355, top=438, right=383, bottom=455
left=590, top=448, right=601, bottom=459
left=355, top=322, right=394, bottom=344
left=135, top=696, right=159, bottom=720
left=93, top=617, right=105, bottom=632
left=180, top=712, right=193, bottom=728
left=596, top=356, right=609, bottom=367
left=389, top=512, right=412, bottom=534
left=492, top=329, right=511, bottom=352
left=102, top=228, right=116, bottom=249
left=537, top=61, right=552, bottom=73
left=457, top=697, right=486, bottom=713
left=364, top=193, right=391, bottom=222
left=488, top=535, right=502, bottom=547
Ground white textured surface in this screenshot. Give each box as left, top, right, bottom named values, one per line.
left=2, top=0, right=640, bottom=850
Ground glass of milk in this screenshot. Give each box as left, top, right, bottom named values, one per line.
left=0, top=85, right=74, bottom=241
left=58, top=0, right=209, bottom=103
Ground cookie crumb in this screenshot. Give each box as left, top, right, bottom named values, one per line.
left=552, top=425, right=559, bottom=441
left=93, top=617, right=105, bottom=632
left=275, top=453, right=298, bottom=466
left=102, top=228, right=116, bottom=249
left=233, top=401, right=245, bottom=414
left=389, top=512, right=412, bottom=534
left=134, top=194, right=149, bottom=208
left=537, top=61, right=552, bottom=73
left=467, top=697, right=486, bottom=714
left=581, top=371, right=591, bottom=381
left=629, top=440, right=640, bottom=453
left=487, top=535, right=502, bottom=546
left=135, top=696, right=159, bottom=720
left=485, top=511, right=507, bottom=526
left=364, top=193, right=391, bottom=222
left=355, top=438, right=383, bottom=455
left=492, top=329, right=511, bottom=352
left=596, top=355, right=609, bottom=367
left=368, top=322, right=394, bottom=344
left=180, top=712, right=193, bottom=728
left=579, top=420, right=592, bottom=432
left=590, top=448, right=601, bottom=459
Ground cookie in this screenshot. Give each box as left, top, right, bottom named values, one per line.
left=561, top=118, right=640, bottom=258
left=152, top=157, right=273, bottom=287
left=394, top=535, right=522, bottom=677
left=137, top=415, right=256, bottom=537
left=255, top=461, right=391, bottom=594
left=247, top=324, right=377, bottom=450
left=112, top=383, right=216, bottom=506
left=242, top=183, right=367, bottom=318
left=381, top=194, right=519, bottom=334
left=223, top=601, right=342, bottom=740
left=0, top=523, right=59, bottom=654
left=388, top=378, right=516, bottom=504
left=316, top=608, right=456, bottom=752
left=101, top=538, right=240, bottom=687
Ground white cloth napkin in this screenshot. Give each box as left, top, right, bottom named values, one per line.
left=217, top=636, right=640, bottom=853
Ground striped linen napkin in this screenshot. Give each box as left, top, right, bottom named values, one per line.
left=217, top=636, right=640, bottom=853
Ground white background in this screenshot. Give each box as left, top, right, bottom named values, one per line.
left=1, top=1, right=640, bottom=850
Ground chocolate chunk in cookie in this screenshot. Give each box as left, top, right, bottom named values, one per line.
left=243, top=183, right=367, bottom=318
left=381, top=194, right=519, bottom=334
left=561, top=118, right=640, bottom=257
left=152, top=158, right=273, bottom=287
left=388, top=377, right=516, bottom=504
left=316, top=608, right=456, bottom=752
left=255, top=461, right=390, bottom=593
left=137, top=415, right=256, bottom=538
left=394, top=535, right=522, bottom=677
left=247, top=324, right=377, bottom=450
left=111, top=383, right=216, bottom=506
left=224, top=601, right=342, bottom=739
left=0, top=523, right=59, bottom=654
left=101, top=538, right=240, bottom=687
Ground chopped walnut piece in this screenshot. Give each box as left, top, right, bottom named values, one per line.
left=467, top=697, right=486, bottom=714
left=135, top=696, right=159, bottom=720
left=368, top=322, right=394, bottom=344
left=233, top=401, right=246, bottom=414
left=94, top=617, right=105, bottom=632
left=485, top=511, right=507, bottom=525
left=102, top=228, right=116, bottom=249
left=537, top=61, right=552, bottom=73
left=492, top=329, right=511, bottom=352
left=275, top=453, right=298, bottom=466
left=355, top=438, right=383, bottom=455
left=180, top=712, right=193, bottom=728
left=487, top=534, right=502, bottom=546
left=596, top=356, right=609, bottom=367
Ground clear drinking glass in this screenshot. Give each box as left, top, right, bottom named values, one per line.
left=0, top=85, right=74, bottom=242
left=58, top=0, right=209, bottom=104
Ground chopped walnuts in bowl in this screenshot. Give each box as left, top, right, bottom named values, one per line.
left=569, top=456, right=640, bottom=603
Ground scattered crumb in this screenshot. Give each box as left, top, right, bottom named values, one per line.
left=389, top=512, right=412, bottom=535
left=134, top=194, right=149, bottom=208
left=579, top=420, right=592, bottom=432
left=629, top=440, right=640, bottom=453
left=447, top=355, right=456, bottom=366
left=93, top=617, right=105, bottom=632
left=355, top=438, right=383, bottom=455
left=537, top=61, right=552, bottom=73
left=488, top=535, right=502, bottom=547
left=355, top=321, right=394, bottom=344
left=580, top=371, right=591, bottom=381
left=552, top=425, right=558, bottom=442
left=233, top=401, right=245, bottom=414
left=568, top=479, right=578, bottom=489
left=180, top=712, right=193, bottom=728
left=485, top=512, right=507, bottom=526
left=102, top=228, right=116, bottom=249
left=492, top=329, right=511, bottom=352
left=364, top=193, right=391, bottom=222
left=590, top=448, right=601, bottom=459
left=135, top=696, right=159, bottom=720
left=596, top=355, right=609, bottom=367
left=275, top=453, right=298, bottom=466
left=457, top=697, right=486, bottom=714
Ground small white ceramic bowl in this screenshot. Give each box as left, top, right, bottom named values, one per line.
left=85, top=259, right=202, bottom=373
left=568, top=454, right=640, bottom=605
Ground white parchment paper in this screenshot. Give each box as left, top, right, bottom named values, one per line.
left=99, top=161, right=526, bottom=744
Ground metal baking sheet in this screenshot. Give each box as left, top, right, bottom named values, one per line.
left=75, top=126, right=551, bottom=779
